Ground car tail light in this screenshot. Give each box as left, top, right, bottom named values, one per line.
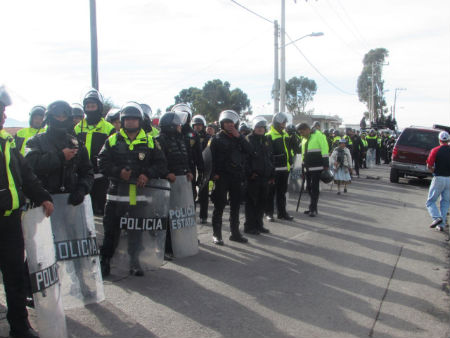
left=392, top=146, right=398, bottom=160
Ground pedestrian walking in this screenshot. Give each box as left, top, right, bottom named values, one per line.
left=426, top=131, right=450, bottom=231
left=330, top=139, right=352, bottom=195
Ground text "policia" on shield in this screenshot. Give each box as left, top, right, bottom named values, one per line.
left=30, top=263, right=59, bottom=293
left=54, top=237, right=100, bottom=261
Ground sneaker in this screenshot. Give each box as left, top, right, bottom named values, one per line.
left=164, top=253, right=174, bottom=261
left=436, top=226, right=445, bottom=232
left=430, top=218, right=443, bottom=228
left=309, top=211, right=317, bottom=217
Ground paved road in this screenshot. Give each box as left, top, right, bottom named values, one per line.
left=1, top=165, right=449, bottom=338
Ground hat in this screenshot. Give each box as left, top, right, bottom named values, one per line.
left=439, top=131, right=450, bottom=142
left=339, top=139, right=346, bottom=144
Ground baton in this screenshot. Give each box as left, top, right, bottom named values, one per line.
left=296, top=171, right=306, bottom=212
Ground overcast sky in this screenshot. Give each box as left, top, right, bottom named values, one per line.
left=1, top=0, right=449, bottom=128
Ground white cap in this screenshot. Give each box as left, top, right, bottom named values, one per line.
left=439, top=131, right=450, bottom=142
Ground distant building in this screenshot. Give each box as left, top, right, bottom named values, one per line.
left=293, top=114, right=342, bottom=130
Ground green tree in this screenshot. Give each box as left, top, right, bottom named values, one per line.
left=170, top=79, right=251, bottom=122
left=285, top=76, right=317, bottom=116
left=357, top=48, right=389, bottom=122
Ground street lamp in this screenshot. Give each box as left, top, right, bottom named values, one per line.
left=283, top=32, right=324, bottom=47
left=278, top=31, right=323, bottom=113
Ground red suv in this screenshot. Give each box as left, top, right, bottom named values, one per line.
left=390, top=127, right=440, bottom=183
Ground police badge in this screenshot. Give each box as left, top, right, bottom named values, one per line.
left=139, top=152, right=145, bottom=160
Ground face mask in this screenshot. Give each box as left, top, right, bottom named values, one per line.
left=85, top=110, right=102, bottom=125
left=48, top=116, right=73, bottom=133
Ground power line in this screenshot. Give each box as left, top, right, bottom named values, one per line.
left=308, top=1, right=362, bottom=57
left=286, top=32, right=356, bottom=96
left=324, top=0, right=370, bottom=51
left=228, top=0, right=274, bottom=24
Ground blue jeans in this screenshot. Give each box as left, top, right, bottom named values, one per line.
left=426, top=176, right=450, bottom=224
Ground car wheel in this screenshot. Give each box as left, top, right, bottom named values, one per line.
left=390, top=168, right=399, bottom=183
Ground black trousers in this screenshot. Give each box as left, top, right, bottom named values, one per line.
left=352, top=153, right=360, bottom=176
left=306, top=171, right=321, bottom=212
left=265, top=171, right=289, bottom=217
left=91, top=176, right=109, bottom=215
left=0, top=211, right=29, bottom=332
left=211, top=174, right=241, bottom=238
left=198, top=184, right=209, bottom=221
left=245, top=177, right=269, bottom=231
left=101, top=201, right=122, bottom=258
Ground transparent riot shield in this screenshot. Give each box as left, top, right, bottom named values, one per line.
left=22, top=204, right=68, bottom=338
left=169, top=176, right=198, bottom=258
left=287, top=154, right=302, bottom=199
left=110, top=179, right=170, bottom=276
left=50, top=194, right=104, bottom=309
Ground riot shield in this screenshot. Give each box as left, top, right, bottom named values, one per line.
left=110, top=179, right=170, bottom=276
left=288, top=154, right=302, bottom=197
left=200, top=146, right=212, bottom=190
left=169, top=176, right=198, bottom=258
left=22, top=204, right=68, bottom=338
left=50, top=194, right=104, bottom=309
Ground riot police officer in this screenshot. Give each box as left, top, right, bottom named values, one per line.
left=71, top=103, right=85, bottom=128
left=209, top=110, right=254, bottom=245
left=14, top=105, right=45, bottom=155
left=25, top=101, right=94, bottom=204
left=191, top=114, right=210, bottom=224
left=244, top=116, right=274, bottom=235
left=297, top=123, right=329, bottom=217
left=265, top=112, right=293, bottom=221
left=156, top=112, right=192, bottom=259
left=1, top=88, right=54, bottom=338
left=140, top=103, right=159, bottom=138
left=171, top=103, right=204, bottom=198
left=239, top=121, right=251, bottom=137
left=105, top=108, right=121, bottom=132
left=98, top=102, right=167, bottom=276
left=74, top=89, right=115, bottom=215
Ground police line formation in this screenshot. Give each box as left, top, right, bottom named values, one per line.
left=0, top=86, right=397, bottom=338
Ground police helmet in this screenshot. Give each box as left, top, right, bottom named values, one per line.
left=83, top=89, right=104, bottom=114
left=320, top=169, right=334, bottom=184
left=219, top=110, right=240, bottom=128
left=191, top=114, right=207, bottom=127
left=140, top=103, right=152, bottom=118
left=105, top=108, right=121, bottom=123
left=252, top=116, right=268, bottom=130
left=120, top=102, right=144, bottom=128
left=71, top=103, right=84, bottom=118
left=272, top=112, right=288, bottom=127
left=159, top=112, right=182, bottom=133
left=45, top=100, right=73, bottom=130
left=171, top=103, right=192, bottom=126
left=29, top=105, right=46, bottom=118
left=286, top=124, right=296, bottom=135
left=329, top=128, right=335, bottom=134
left=312, top=121, right=321, bottom=130
left=239, top=121, right=251, bottom=134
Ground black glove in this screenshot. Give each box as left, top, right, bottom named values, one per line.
left=68, top=189, right=85, bottom=206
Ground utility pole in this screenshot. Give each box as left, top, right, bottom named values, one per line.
left=274, top=20, right=279, bottom=114
left=370, top=62, right=375, bottom=125
left=280, top=0, right=286, bottom=113
left=89, top=0, right=99, bottom=90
